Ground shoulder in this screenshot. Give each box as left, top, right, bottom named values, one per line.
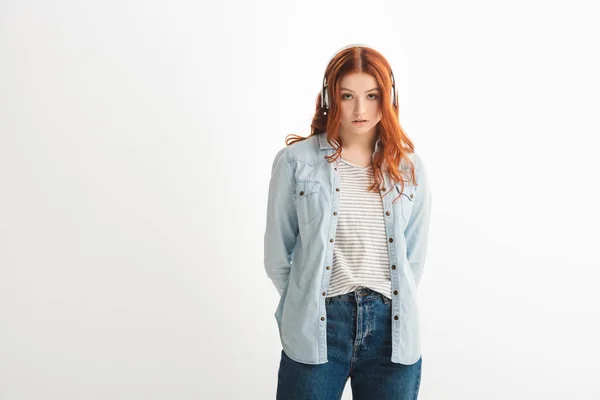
left=399, top=151, right=424, bottom=171
left=398, top=151, right=430, bottom=189
left=287, top=135, right=319, bottom=157
left=274, top=135, right=320, bottom=165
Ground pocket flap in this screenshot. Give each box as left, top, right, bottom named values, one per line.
left=395, top=183, right=415, bottom=201
left=297, top=180, right=320, bottom=197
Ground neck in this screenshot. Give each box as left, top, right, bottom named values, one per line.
left=339, top=127, right=379, bottom=153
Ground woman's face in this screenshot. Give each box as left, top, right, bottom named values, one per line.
left=337, top=72, right=382, bottom=138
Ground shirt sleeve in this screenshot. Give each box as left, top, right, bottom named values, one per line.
left=263, top=146, right=298, bottom=296
left=404, top=153, right=433, bottom=288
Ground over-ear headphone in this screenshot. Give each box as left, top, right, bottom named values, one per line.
left=321, top=43, right=397, bottom=113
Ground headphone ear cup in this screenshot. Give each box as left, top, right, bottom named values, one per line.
left=322, top=77, right=328, bottom=110
left=390, top=70, right=397, bottom=106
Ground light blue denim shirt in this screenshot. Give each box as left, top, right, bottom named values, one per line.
left=264, top=132, right=432, bottom=365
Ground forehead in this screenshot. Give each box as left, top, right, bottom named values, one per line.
left=339, top=72, right=378, bottom=89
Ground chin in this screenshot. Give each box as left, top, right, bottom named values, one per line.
left=350, top=125, right=374, bottom=133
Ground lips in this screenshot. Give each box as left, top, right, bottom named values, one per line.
left=353, top=120, right=367, bottom=122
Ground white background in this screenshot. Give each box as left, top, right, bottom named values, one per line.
left=1, top=0, right=599, bottom=399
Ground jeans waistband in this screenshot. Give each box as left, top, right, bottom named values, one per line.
left=325, top=287, right=390, bottom=304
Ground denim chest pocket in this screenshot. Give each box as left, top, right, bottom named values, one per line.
left=296, top=180, right=321, bottom=224
left=395, top=184, right=416, bottom=223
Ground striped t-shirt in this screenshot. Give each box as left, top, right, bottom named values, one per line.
left=327, top=157, right=392, bottom=300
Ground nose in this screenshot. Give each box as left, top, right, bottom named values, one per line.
left=354, top=98, right=367, bottom=117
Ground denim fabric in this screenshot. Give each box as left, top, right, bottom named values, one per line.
left=276, top=287, right=422, bottom=400
left=264, top=132, right=432, bottom=365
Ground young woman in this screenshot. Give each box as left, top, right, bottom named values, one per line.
left=264, top=43, right=432, bottom=399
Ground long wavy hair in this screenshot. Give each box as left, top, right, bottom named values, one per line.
left=285, top=45, right=417, bottom=204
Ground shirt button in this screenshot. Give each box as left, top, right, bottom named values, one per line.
left=330, top=239, right=334, bottom=243
left=386, top=211, right=390, bottom=216
left=393, top=290, right=398, bottom=295
left=410, top=193, right=414, bottom=198
left=299, top=191, right=304, bottom=196
left=391, top=265, right=396, bottom=269
left=388, top=237, right=394, bottom=243
left=322, top=292, right=326, bottom=296
left=326, top=265, right=330, bottom=270
left=394, top=315, right=399, bottom=320
left=321, top=316, right=325, bottom=321
left=333, top=211, right=337, bottom=215
left=381, top=187, right=386, bottom=191
left=336, top=188, right=340, bottom=192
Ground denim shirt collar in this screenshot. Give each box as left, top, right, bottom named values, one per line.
left=317, top=132, right=387, bottom=188
left=317, top=132, right=382, bottom=156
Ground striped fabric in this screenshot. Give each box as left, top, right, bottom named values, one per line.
left=327, top=157, right=392, bottom=300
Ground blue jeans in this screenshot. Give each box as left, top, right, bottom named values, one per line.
left=276, top=287, right=422, bottom=399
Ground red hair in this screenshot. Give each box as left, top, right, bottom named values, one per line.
left=285, top=45, right=417, bottom=204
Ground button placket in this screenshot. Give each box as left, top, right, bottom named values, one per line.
left=322, top=155, right=340, bottom=323
left=381, top=175, right=400, bottom=320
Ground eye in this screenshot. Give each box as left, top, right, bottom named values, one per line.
left=341, top=93, right=379, bottom=100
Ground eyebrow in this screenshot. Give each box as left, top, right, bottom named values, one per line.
left=340, top=87, right=381, bottom=93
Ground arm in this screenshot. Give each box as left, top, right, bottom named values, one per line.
left=405, top=153, right=433, bottom=288
left=263, top=147, right=298, bottom=296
